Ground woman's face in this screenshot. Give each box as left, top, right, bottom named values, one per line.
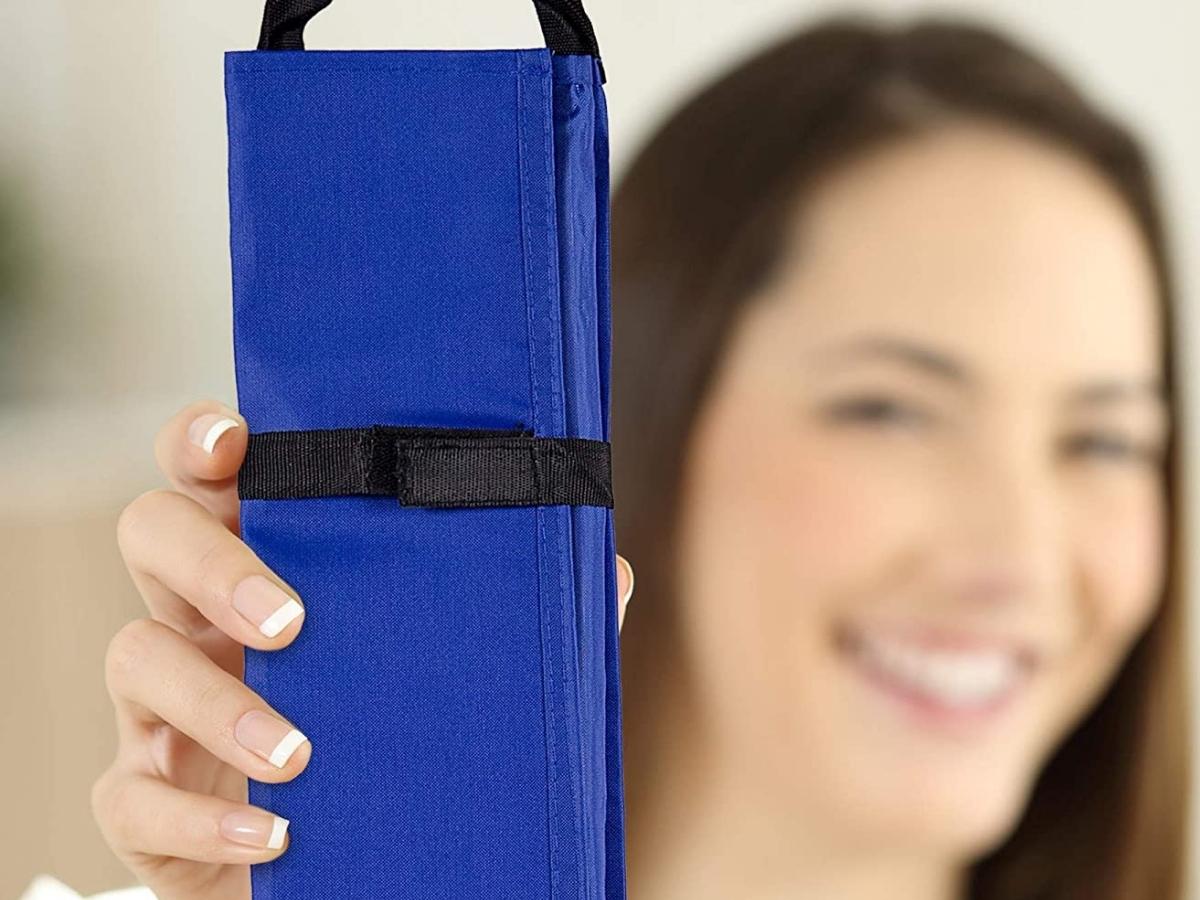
left=674, top=121, right=1169, bottom=858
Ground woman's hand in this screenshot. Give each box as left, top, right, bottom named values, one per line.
left=92, top=400, right=634, bottom=900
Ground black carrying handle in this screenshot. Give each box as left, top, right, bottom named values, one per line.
left=258, top=0, right=605, bottom=81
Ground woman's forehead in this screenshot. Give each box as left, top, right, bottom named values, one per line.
left=755, top=120, right=1163, bottom=388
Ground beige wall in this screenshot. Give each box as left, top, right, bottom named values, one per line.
left=1, top=1, right=1196, bottom=895
left=1, top=514, right=144, bottom=896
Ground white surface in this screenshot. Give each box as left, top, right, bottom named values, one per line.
left=20, top=875, right=155, bottom=900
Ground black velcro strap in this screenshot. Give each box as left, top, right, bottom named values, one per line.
left=258, top=0, right=605, bottom=81
left=238, top=425, right=613, bottom=509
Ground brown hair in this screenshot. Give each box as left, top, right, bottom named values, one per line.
left=611, top=15, right=1189, bottom=900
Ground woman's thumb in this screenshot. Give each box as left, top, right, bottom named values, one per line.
left=616, top=554, right=635, bottom=631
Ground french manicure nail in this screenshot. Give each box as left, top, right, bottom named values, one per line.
left=236, top=709, right=309, bottom=768
left=232, top=575, right=304, bottom=638
left=220, top=808, right=290, bottom=850
left=188, top=414, right=239, bottom=454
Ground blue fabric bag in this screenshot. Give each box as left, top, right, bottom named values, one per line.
left=225, top=2, right=625, bottom=897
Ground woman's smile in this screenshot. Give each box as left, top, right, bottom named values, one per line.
left=835, top=620, right=1038, bottom=732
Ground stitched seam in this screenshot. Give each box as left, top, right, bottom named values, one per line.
left=518, top=54, right=561, bottom=900
left=540, top=68, right=589, bottom=898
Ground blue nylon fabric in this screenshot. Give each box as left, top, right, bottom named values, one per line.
left=225, top=47, right=624, bottom=899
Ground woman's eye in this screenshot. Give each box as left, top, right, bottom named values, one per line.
left=1062, top=432, right=1162, bottom=465
left=823, top=395, right=934, bottom=429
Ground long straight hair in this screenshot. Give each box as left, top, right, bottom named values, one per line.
left=611, top=16, right=1189, bottom=900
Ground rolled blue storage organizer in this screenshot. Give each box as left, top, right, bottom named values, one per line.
left=225, top=2, right=625, bottom=897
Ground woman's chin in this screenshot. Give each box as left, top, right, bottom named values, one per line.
left=782, top=756, right=1034, bottom=860
left=887, top=770, right=1029, bottom=857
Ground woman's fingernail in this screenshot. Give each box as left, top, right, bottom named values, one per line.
left=236, top=709, right=309, bottom=768
left=232, top=575, right=304, bottom=638
left=220, top=808, right=290, bottom=850
left=188, top=414, right=239, bottom=454
left=618, top=556, right=635, bottom=605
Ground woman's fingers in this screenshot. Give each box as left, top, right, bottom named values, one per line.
left=105, top=617, right=311, bottom=783
left=154, top=400, right=247, bottom=533
left=117, top=488, right=304, bottom=649
left=616, top=554, right=634, bottom=631
left=150, top=400, right=630, bottom=642
left=92, top=767, right=290, bottom=864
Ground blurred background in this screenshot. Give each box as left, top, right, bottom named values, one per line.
left=0, top=0, right=1196, bottom=896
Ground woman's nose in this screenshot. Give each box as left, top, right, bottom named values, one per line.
left=932, top=438, right=1067, bottom=610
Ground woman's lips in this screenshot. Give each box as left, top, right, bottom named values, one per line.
left=837, top=623, right=1037, bottom=727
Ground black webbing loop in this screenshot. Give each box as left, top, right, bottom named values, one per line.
left=238, top=425, right=614, bottom=509
left=531, top=1, right=603, bottom=67
left=257, top=0, right=333, bottom=51
left=258, top=0, right=605, bottom=81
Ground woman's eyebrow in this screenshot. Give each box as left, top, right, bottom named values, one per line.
left=807, top=333, right=1167, bottom=409
left=1064, top=378, right=1167, bottom=411
left=806, top=335, right=971, bottom=385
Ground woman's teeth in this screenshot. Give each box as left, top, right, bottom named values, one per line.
left=848, top=630, right=1024, bottom=710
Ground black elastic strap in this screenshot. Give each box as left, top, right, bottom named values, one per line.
left=258, top=0, right=605, bottom=81
left=238, top=425, right=613, bottom=509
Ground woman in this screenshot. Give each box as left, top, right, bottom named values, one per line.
left=92, top=14, right=1187, bottom=900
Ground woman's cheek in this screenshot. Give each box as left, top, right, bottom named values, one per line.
left=765, top=428, right=924, bottom=579
left=996, top=475, right=1165, bottom=799
left=673, top=389, right=909, bottom=770
left=730, top=427, right=930, bottom=741
left=1039, top=477, right=1168, bottom=743
left=1070, top=475, right=1161, bottom=652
